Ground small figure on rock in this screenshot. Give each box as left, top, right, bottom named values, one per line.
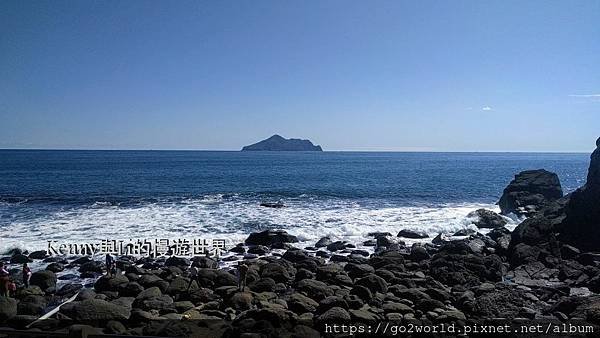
left=237, top=261, right=249, bottom=292
left=22, top=263, right=31, bottom=288
left=105, top=253, right=115, bottom=277
left=187, top=264, right=198, bottom=291
left=0, top=262, right=9, bottom=297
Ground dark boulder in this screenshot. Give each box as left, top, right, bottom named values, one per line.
left=60, top=299, right=130, bottom=321
left=245, top=230, right=298, bottom=246
left=28, top=250, right=48, bottom=260
left=95, top=274, right=129, bottom=292
left=30, top=270, right=57, bottom=293
left=498, top=169, right=563, bottom=217
left=467, top=209, right=507, bottom=229
left=10, top=253, right=32, bottom=264
left=397, top=229, right=429, bottom=239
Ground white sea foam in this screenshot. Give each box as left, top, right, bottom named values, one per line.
left=0, top=196, right=516, bottom=253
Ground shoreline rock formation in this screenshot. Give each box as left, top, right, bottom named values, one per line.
left=241, top=135, right=323, bottom=151
left=498, top=169, right=563, bottom=217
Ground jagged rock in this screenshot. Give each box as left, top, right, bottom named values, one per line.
left=499, top=169, right=563, bottom=217
left=467, top=209, right=507, bottom=229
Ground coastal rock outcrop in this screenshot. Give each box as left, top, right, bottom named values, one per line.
left=510, top=137, right=600, bottom=253
left=242, top=134, right=323, bottom=151
left=558, top=138, right=600, bottom=251
left=498, top=169, right=563, bottom=217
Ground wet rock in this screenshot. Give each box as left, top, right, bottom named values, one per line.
left=315, top=237, right=332, bottom=248
left=397, top=229, right=429, bottom=239
left=409, top=245, right=430, bottom=262
left=326, top=241, right=347, bottom=252
left=79, top=261, right=104, bottom=273
left=46, top=262, right=64, bottom=273
left=245, top=230, right=298, bottom=246
left=467, top=209, right=508, bottom=229
left=30, top=270, right=57, bottom=293
left=247, top=245, right=270, bottom=255
left=28, top=250, right=48, bottom=260
left=10, top=253, right=32, bottom=264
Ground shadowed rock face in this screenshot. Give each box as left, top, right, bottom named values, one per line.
left=509, top=137, right=600, bottom=253
left=498, top=169, right=563, bottom=217
left=558, top=139, right=600, bottom=251
left=242, top=135, right=323, bottom=151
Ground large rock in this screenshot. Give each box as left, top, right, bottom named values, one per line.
left=510, top=138, right=600, bottom=252
left=245, top=229, right=298, bottom=246
left=467, top=209, right=507, bottom=229
left=498, top=169, right=563, bottom=217
left=60, top=299, right=130, bottom=321
left=30, top=270, right=57, bottom=293
left=558, top=139, right=600, bottom=251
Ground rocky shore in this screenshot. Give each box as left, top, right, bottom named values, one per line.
left=1, top=138, right=599, bottom=337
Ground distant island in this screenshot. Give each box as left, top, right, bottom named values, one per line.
left=241, top=134, right=323, bottom=151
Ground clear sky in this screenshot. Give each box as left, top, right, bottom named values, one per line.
left=1, top=1, right=599, bottom=152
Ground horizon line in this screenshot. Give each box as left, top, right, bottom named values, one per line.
left=0, top=147, right=591, bottom=154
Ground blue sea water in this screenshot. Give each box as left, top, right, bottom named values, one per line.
left=0, top=150, right=591, bottom=252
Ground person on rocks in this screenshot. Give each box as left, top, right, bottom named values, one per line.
left=187, top=264, right=198, bottom=291
left=0, top=262, right=9, bottom=297
left=22, top=263, right=31, bottom=288
left=105, top=253, right=115, bottom=277
left=237, top=261, right=248, bottom=292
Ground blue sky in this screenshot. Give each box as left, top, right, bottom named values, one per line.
left=1, top=1, right=599, bottom=151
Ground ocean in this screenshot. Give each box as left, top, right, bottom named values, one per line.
left=0, top=150, right=591, bottom=253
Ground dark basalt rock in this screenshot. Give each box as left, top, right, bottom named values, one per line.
left=397, top=229, right=429, bottom=239
left=467, top=209, right=507, bottom=229
left=510, top=138, right=600, bottom=252
left=498, top=169, right=563, bottom=217
left=242, top=134, right=323, bottom=151
left=558, top=139, right=600, bottom=251
left=245, top=229, right=298, bottom=246
left=29, top=270, right=57, bottom=293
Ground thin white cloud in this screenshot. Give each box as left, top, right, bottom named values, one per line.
left=482, top=106, right=492, bottom=111
left=569, top=94, right=600, bottom=97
